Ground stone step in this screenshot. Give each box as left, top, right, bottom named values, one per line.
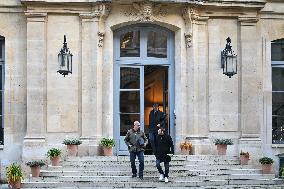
left=39, top=168, right=263, bottom=177
left=185, top=164, right=260, bottom=170
left=40, top=169, right=189, bottom=177
left=9, top=184, right=284, bottom=189
left=26, top=174, right=275, bottom=183
left=26, top=172, right=275, bottom=182
left=65, top=155, right=239, bottom=162
left=61, top=159, right=241, bottom=166
left=21, top=180, right=228, bottom=188
left=21, top=179, right=280, bottom=188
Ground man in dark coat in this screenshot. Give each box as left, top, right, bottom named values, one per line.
left=149, top=103, right=166, bottom=154
left=124, top=121, right=148, bottom=180
left=155, top=128, right=174, bottom=183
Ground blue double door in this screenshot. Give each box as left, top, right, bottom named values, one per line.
left=113, top=25, right=175, bottom=155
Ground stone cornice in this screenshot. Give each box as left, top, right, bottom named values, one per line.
left=25, top=12, right=47, bottom=22
left=238, top=16, right=259, bottom=26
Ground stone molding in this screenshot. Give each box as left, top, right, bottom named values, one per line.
left=25, top=12, right=47, bottom=22
left=238, top=16, right=259, bottom=26
left=123, top=1, right=167, bottom=22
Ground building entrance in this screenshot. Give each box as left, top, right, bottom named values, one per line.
left=113, top=25, right=174, bottom=155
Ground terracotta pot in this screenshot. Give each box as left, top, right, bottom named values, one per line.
left=50, top=156, right=60, bottom=166
left=67, top=144, right=78, bottom=156
left=262, top=164, right=272, bottom=174
left=240, top=155, right=250, bottom=165
left=30, top=166, right=41, bottom=177
left=216, top=144, right=227, bottom=155
left=181, top=148, right=189, bottom=155
left=9, top=180, right=21, bottom=189
left=103, top=147, right=113, bottom=156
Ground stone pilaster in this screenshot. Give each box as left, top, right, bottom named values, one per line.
left=23, top=12, right=47, bottom=160
left=182, top=7, right=210, bottom=154
left=238, top=16, right=262, bottom=161
left=79, top=4, right=110, bottom=155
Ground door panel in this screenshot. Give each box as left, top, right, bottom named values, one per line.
left=118, top=66, right=142, bottom=153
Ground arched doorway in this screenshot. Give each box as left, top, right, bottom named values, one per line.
left=113, top=24, right=175, bottom=155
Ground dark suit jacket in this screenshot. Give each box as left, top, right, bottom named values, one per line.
left=149, top=110, right=166, bottom=133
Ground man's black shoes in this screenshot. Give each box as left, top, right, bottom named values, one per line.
left=139, top=176, right=143, bottom=180
left=132, top=174, right=137, bottom=178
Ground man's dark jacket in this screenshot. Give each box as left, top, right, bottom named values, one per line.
left=155, top=134, right=174, bottom=162
left=149, top=110, right=166, bottom=133
left=124, top=128, right=148, bottom=152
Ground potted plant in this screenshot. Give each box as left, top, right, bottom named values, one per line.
left=26, top=160, right=45, bottom=177
left=240, top=151, right=250, bottom=165
left=179, top=140, right=192, bottom=155
left=47, top=148, right=61, bottom=166
left=100, top=138, right=115, bottom=156
left=62, top=138, right=82, bottom=156
left=259, top=157, right=274, bottom=174
left=214, top=139, right=233, bottom=155
left=6, top=163, right=24, bottom=189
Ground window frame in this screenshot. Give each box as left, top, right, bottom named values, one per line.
left=0, top=37, right=4, bottom=146
left=271, top=39, right=284, bottom=144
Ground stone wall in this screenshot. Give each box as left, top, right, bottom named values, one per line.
left=0, top=0, right=284, bottom=177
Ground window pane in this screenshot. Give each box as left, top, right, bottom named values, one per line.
left=120, top=114, right=140, bottom=136
left=120, top=91, right=140, bottom=113
left=272, top=92, right=284, bottom=144
left=120, top=31, right=140, bottom=57
left=272, top=67, right=284, bottom=91
left=120, top=67, right=140, bottom=89
left=272, top=115, right=284, bottom=144
left=147, top=31, right=167, bottom=58
left=272, top=39, right=284, bottom=61
left=0, top=41, right=2, bottom=59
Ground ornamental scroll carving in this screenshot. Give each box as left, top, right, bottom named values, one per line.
left=123, top=2, right=167, bottom=22
left=98, top=32, right=105, bottom=47
left=182, top=7, right=198, bottom=48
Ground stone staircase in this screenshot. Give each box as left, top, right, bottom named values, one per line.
left=20, top=155, right=284, bottom=188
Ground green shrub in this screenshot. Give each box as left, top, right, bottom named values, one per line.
left=6, top=163, right=24, bottom=182
left=62, top=138, right=82, bottom=145
left=100, top=138, right=115, bottom=148
left=240, top=151, right=250, bottom=158
left=280, top=167, right=284, bottom=178
left=259, top=157, right=274, bottom=164
left=214, top=139, right=233, bottom=145
left=25, top=160, right=46, bottom=167
left=47, top=148, right=61, bottom=158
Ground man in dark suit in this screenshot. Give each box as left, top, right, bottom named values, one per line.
left=149, top=103, right=166, bottom=154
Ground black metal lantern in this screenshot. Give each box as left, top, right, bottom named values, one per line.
left=221, top=37, right=237, bottom=78
left=57, top=35, right=73, bottom=77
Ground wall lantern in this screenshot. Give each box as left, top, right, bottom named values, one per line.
left=221, top=37, right=237, bottom=78
left=57, top=35, right=73, bottom=77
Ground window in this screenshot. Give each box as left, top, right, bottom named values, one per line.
left=272, top=39, right=284, bottom=144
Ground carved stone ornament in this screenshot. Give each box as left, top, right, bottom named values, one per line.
left=123, top=1, right=167, bottom=22
left=98, top=32, right=105, bottom=47
left=185, top=33, right=192, bottom=48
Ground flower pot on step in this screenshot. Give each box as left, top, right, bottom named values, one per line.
left=240, top=155, right=250, bottom=165
left=67, top=144, right=78, bottom=156
left=216, top=144, right=227, bottom=155
left=30, top=166, right=41, bottom=177
left=103, top=147, right=113, bottom=156
left=262, top=164, right=272, bottom=174
left=50, top=156, right=60, bottom=166
left=9, top=180, right=21, bottom=189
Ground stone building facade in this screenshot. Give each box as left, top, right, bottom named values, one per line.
left=0, top=0, right=284, bottom=175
